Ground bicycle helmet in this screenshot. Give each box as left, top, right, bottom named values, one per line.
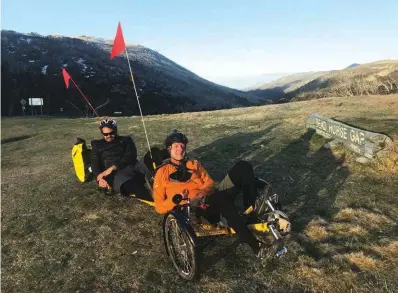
left=165, top=129, right=188, bottom=148
left=99, top=118, right=117, bottom=130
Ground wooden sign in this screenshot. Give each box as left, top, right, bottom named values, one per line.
left=306, top=113, right=393, bottom=159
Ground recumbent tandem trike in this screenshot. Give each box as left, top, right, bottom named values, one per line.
left=132, top=169, right=292, bottom=281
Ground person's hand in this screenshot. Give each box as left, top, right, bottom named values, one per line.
left=96, top=166, right=117, bottom=181
left=103, top=165, right=117, bottom=176
left=96, top=172, right=105, bottom=181
left=98, top=178, right=108, bottom=188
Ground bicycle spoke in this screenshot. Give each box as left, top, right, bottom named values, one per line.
left=165, top=215, right=195, bottom=278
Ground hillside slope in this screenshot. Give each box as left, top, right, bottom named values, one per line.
left=247, top=70, right=330, bottom=92
left=1, top=30, right=264, bottom=116
left=246, top=60, right=398, bottom=103
left=245, top=70, right=330, bottom=101
left=289, top=60, right=398, bottom=101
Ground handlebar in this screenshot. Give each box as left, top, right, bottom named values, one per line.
left=172, top=193, right=183, bottom=204
left=172, top=193, right=191, bottom=205
left=172, top=192, right=191, bottom=220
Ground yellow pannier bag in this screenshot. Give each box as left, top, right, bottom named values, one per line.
left=72, top=138, right=92, bottom=183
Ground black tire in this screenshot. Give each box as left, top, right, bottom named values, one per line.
left=163, top=213, right=198, bottom=280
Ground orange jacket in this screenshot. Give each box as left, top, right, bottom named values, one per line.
left=153, top=159, right=215, bottom=214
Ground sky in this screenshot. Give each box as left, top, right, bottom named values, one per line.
left=2, top=0, right=398, bottom=89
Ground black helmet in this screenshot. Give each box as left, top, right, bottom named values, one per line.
left=99, top=118, right=117, bottom=130
left=165, top=129, right=188, bottom=148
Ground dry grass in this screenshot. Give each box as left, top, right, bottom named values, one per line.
left=292, top=60, right=398, bottom=101
left=334, top=208, right=393, bottom=229
left=371, top=241, right=398, bottom=258
left=305, top=225, right=328, bottom=241
left=295, top=266, right=332, bottom=291
left=374, top=135, right=398, bottom=175
left=85, top=213, right=100, bottom=221
left=2, top=94, right=398, bottom=293
left=305, top=218, right=329, bottom=241
left=304, top=205, right=393, bottom=244
left=343, top=252, right=380, bottom=271
left=328, top=223, right=369, bottom=238
left=288, top=256, right=357, bottom=293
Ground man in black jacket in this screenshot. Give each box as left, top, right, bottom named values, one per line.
left=91, top=118, right=151, bottom=200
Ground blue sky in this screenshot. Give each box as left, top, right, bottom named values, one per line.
left=2, top=0, right=398, bottom=88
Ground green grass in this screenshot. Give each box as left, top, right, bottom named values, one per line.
left=2, top=94, right=398, bottom=292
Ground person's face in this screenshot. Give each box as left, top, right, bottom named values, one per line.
left=101, top=127, right=116, bottom=142
left=169, top=142, right=186, bottom=161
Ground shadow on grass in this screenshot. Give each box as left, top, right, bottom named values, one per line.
left=1, top=135, right=33, bottom=144
left=190, top=127, right=349, bottom=267
left=191, top=125, right=349, bottom=232
left=189, top=123, right=281, bottom=181
left=251, top=129, right=350, bottom=259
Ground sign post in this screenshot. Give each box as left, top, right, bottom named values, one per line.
left=28, top=98, right=44, bottom=116
left=306, top=113, right=393, bottom=159
left=20, top=99, right=26, bottom=116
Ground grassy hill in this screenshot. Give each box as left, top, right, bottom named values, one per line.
left=2, top=94, right=398, bottom=293
left=247, top=60, right=398, bottom=103
left=246, top=71, right=330, bottom=92
left=290, top=60, right=398, bottom=102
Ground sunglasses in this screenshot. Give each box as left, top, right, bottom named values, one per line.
left=102, top=131, right=116, bottom=137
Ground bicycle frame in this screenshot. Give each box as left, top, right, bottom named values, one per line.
left=173, top=196, right=287, bottom=244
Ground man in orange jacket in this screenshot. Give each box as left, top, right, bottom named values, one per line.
left=153, top=130, right=267, bottom=258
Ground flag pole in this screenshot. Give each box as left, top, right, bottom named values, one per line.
left=124, top=48, right=155, bottom=170
left=69, top=77, right=100, bottom=117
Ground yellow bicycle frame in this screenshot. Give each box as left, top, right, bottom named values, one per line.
left=129, top=194, right=271, bottom=237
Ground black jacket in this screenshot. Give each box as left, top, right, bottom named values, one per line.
left=90, top=135, right=137, bottom=176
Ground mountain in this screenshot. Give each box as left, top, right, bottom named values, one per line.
left=245, top=71, right=331, bottom=101
left=288, top=60, right=398, bottom=102
left=1, top=30, right=266, bottom=117
left=246, top=71, right=331, bottom=92
left=345, top=63, right=360, bottom=69
left=216, top=72, right=291, bottom=90
left=245, top=60, right=398, bottom=103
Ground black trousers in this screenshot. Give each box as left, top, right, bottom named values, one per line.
left=103, top=160, right=153, bottom=199
left=203, top=160, right=260, bottom=250
left=119, top=175, right=153, bottom=201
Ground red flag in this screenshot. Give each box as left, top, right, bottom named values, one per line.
left=110, top=22, right=126, bottom=60
left=62, top=68, right=71, bottom=88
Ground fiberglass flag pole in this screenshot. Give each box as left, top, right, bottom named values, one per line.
left=110, top=22, right=156, bottom=169
left=62, top=68, right=100, bottom=117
